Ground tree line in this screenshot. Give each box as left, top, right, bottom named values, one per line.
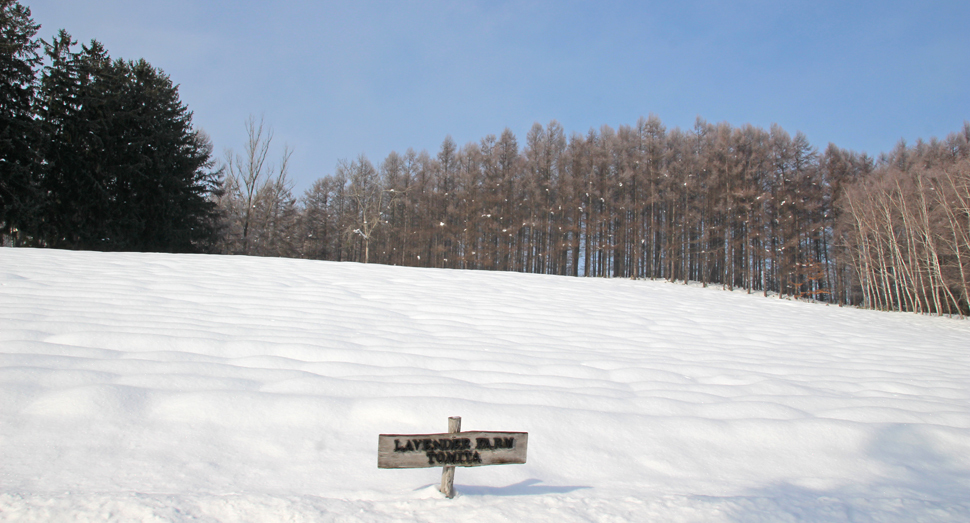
left=217, top=114, right=969, bottom=315
left=0, top=0, right=220, bottom=252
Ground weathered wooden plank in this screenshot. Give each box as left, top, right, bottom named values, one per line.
left=378, top=430, right=528, bottom=469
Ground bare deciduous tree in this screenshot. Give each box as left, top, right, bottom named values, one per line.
left=262, top=117, right=967, bottom=316
left=217, top=115, right=294, bottom=256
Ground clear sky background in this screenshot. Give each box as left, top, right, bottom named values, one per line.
left=26, top=0, right=970, bottom=192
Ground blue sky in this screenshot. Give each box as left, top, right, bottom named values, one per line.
left=26, top=0, right=970, bottom=192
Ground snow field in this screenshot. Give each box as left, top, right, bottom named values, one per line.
left=1, top=247, right=968, bottom=522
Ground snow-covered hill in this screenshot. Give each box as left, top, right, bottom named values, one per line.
left=1, top=248, right=968, bottom=522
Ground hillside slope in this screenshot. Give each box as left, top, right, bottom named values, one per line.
left=1, top=248, right=968, bottom=522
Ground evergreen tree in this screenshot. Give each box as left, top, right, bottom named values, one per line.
left=36, top=33, right=220, bottom=251
left=0, top=0, right=40, bottom=243
left=36, top=32, right=106, bottom=248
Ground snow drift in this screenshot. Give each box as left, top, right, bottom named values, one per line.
left=1, top=248, right=968, bottom=522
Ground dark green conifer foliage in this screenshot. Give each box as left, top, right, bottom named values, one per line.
left=36, top=32, right=220, bottom=251
left=36, top=31, right=100, bottom=248
left=0, top=0, right=41, bottom=242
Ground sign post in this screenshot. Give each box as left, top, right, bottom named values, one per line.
left=378, top=416, right=528, bottom=498
left=439, top=416, right=461, bottom=497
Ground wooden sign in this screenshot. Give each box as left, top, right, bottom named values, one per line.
left=378, top=431, right=528, bottom=468
left=378, top=416, right=528, bottom=498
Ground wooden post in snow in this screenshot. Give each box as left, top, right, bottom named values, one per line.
left=439, top=416, right=461, bottom=498
left=377, top=416, right=528, bottom=499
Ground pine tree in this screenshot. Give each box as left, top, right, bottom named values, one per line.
left=35, top=29, right=86, bottom=247
left=0, top=0, right=41, bottom=243
left=37, top=34, right=220, bottom=251
left=109, top=58, right=221, bottom=252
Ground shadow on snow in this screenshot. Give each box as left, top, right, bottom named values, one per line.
left=721, top=423, right=970, bottom=522
left=416, top=478, right=591, bottom=497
